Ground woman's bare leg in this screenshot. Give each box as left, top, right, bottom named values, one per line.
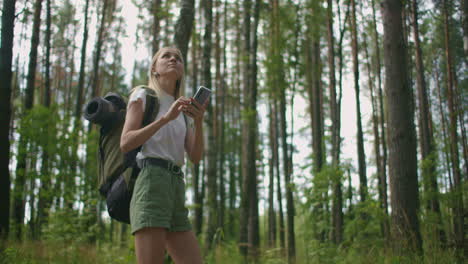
left=166, top=230, right=202, bottom=264
left=134, top=227, right=167, bottom=264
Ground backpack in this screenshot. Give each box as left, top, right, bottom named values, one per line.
left=85, top=85, right=159, bottom=224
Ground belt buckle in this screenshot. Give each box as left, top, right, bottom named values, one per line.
left=168, top=162, right=180, bottom=174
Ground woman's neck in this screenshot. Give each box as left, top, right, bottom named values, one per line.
left=158, top=77, right=177, bottom=97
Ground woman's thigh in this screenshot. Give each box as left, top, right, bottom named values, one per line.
left=134, top=227, right=167, bottom=264
left=166, top=230, right=202, bottom=264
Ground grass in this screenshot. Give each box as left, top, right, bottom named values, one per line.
left=0, top=239, right=461, bottom=264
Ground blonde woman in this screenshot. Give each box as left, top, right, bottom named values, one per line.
left=120, top=47, right=206, bottom=264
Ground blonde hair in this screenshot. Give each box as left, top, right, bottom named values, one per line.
left=149, top=47, right=185, bottom=98
left=130, top=47, right=185, bottom=99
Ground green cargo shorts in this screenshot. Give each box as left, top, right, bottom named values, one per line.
left=130, top=163, right=191, bottom=234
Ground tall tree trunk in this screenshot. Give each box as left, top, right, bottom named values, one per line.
left=0, top=0, right=17, bottom=241
left=151, top=0, right=162, bottom=55
left=442, top=0, right=464, bottom=251
left=76, top=0, right=90, bottom=121
left=203, top=0, right=218, bottom=251
left=463, top=0, right=468, bottom=55
left=214, top=0, right=223, bottom=232
left=247, top=0, right=261, bottom=257
left=410, top=0, right=445, bottom=246
left=371, top=0, right=389, bottom=241
left=239, top=0, right=252, bottom=257
left=363, top=29, right=388, bottom=242
left=268, top=103, right=277, bottom=247
left=350, top=0, right=367, bottom=202
left=280, top=14, right=295, bottom=264
left=381, top=0, right=422, bottom=254
left=13, top=0, right=43, bottom=240
left=91, top=0, right=109, bottom=98
left=190, top=29, right=204, bottom=236
left=327, top=0, right=343, bottom=245
left=173, top=0, right=195, bottom=63
left=275, top=101, right=285, bottom=251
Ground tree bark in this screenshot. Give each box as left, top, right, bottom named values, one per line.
left=91, top=0, right=109, bottom=98
left=350, top=0, right=367, bottom=202
left=239, top=0, right=252, bottom=256
left=173, top=0, right=195, bottom=63
left=381, top=0, right=422, bottom=254
left=0, top=0, right=17, bottom=241
left=442, top=0, right=464, bottom=251
left=327, top=0, right=343, bottom=245
left=203, top=0, right=218, bottom=251
left=151, top=0, right=162, bottom=55
left=247, top=0, right=261, bottom=257
left=410, top=0, right=445, bottom=245
left=371, top=0, right=389, bottom=241
left=268, top=103, right=277, bottom=247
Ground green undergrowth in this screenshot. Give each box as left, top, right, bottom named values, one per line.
left=1, top=239, right=460, bottom=264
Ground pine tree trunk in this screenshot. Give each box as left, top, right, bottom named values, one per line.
left=151, top=0, right=162, bottom=55
left=0, top=0, right=16, bottom=241
left=463, top=0, right=468, bottom=54
left=381, top=0, right=422, bottom=254
left=248, top=0, right=261, bottom=257
left=363, top=30, right=389, bottom=242
left=214, top=0, right=223, bottom=232
left=13, top=0, right=43, bottom=240
left=410, top=0, right=445, bottom=245
left=274, top=101, right=285, bottom=250
left=75, top=0, right=89, bottom=121
left=350, top=0, right=367, bottom=202
left=268, top=103, right=277, bottom=247
left=203, top=0, right=218, bottom=251
left=173, top=0, right=195, bottom=62
left=371, top=0, right=389, bottom=241
left=442, top=0, right=464, bottom=251
left=326, top=0, right=343, bottom=245
left=91, top=0, right=109, bottom=98
left=190, top=29, right=204, bottom=236
left=239, top=0, right=252, bottom=256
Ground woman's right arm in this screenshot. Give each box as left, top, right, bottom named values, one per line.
left=120, top=97, right=190, bottom=153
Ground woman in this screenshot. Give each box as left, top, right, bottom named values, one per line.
left=120, top=47, right=206, bottom=264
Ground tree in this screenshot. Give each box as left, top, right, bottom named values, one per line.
left=239, top=0, right=252, bottom=256
left=441, top=0, right=464, bottom=252
left=371, top=0, right=389, bottom=241
left=350, top=0, right=367, bottom=202
left=410, top=0, right=445, bottom=245
left=151, top=0, right=162, bottom=54
left=203, top=0, right=218, bottom=251
left=173, top=0, right=195, bottom=63
left=13, top=0, right=43, bottom=240
left=35, top=0, right=53, bottom=239
left=0, top=0, right=17, bottom=241
left=327, top=0, right=343, bottom=245
left=381, top=0, right=422, bottom=254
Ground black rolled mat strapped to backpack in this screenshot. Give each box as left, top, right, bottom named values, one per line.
left=84, top=86, right=159, bottom=224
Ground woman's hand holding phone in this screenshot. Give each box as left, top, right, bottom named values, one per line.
left=183, top=98, right=208, bottom=124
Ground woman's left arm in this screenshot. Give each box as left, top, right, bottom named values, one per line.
left=184, top=98, right=208, bottom=164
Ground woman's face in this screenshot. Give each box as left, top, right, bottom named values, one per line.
left=153, top=49, right=184, bottom=80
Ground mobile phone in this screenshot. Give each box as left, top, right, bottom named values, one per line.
left=193, top=86, right=212, bottom=105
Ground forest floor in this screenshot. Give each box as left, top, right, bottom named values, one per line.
left=0, top=240, right=462, bottom=264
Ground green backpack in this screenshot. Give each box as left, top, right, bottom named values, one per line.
left=85, top=85, right=159, bottom=224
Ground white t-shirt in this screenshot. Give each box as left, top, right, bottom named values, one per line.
left=128, top=88, right=186, bottom=166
